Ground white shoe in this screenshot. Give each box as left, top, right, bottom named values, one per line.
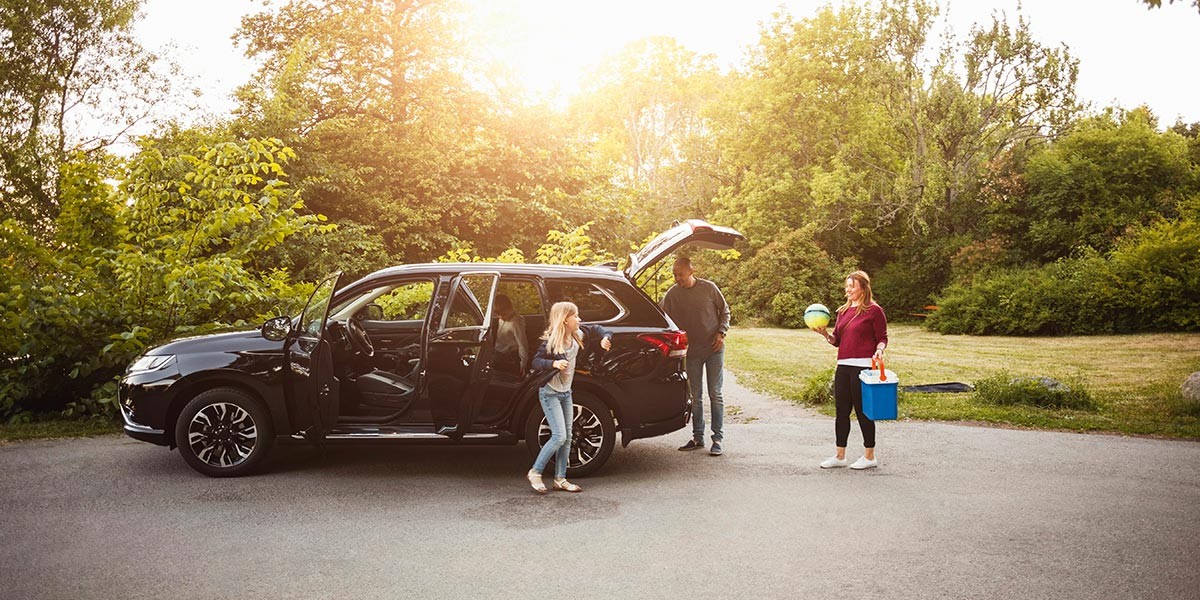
left=820, top=456, right=848, bottom=469
left=850, top=456, right=878, bottom=470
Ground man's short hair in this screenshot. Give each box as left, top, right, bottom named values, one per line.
left=673, top=256, right=693, bottom=268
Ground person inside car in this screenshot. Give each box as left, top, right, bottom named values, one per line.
left=525, top=301, right=612, bottom=494
left=493, top=294, right=529, bottom=376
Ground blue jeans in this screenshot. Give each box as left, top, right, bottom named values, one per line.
left=687, top=351, right=724, bottom=442
left=532, top=387, right=573, bottom=478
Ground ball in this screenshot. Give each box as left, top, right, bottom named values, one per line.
left=803, top=303, right=831, bottom=329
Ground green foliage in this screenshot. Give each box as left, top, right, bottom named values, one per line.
left=0, top=0, right=168, bottom=239
left=1140, top=0, right=1200, bottom=14
left=0, top=138, right=326, bottom=418
left=722, top=228, right=851, bottom=327
left=999, top=109, right=1198, bottom=262
left=232, top=0, right=616, bottom=264
left=973, top=372, right=1095, bottom=410
left=532, top=222, right=616, bottom=266
left=373, top=282, right=435, bottom=321
left=928, top=218, right=1200, bottom=335
left=798, top=367, right=836, bottom=405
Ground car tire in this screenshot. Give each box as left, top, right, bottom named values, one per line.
left=524, top=391, right=616, bottom=478
left=175, top=387, right=275, bottom=478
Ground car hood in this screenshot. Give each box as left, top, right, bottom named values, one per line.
left=148, top=327, right=286, bottom=356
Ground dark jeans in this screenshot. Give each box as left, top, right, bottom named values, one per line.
left=834, top=364, right=876, bottom=448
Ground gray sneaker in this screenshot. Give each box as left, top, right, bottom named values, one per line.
left=678, top=439, right=705, bottom=451
left=709, top=441, right=723, bottom=456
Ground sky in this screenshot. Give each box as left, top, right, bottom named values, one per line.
left=135, top=0, right=1200, bottom=127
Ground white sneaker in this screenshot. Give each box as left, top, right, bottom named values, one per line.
left=820, top=456, right=848, bottom=469
left=850, top=456, right=878, bottom=470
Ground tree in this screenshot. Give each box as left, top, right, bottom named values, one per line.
left=571, top=37, right=722, bottom=225
left=232, top=0, right=612, bottom=263
left=1140, top=0, right=1200, bottom=14
left=0, top=138, right=327, bottom=418
left=0, top=0, right=168, bottom=239
left=990, top=107, right=1197, bottom=261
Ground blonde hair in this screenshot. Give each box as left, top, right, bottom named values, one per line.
left=836, top=270, right=876, bottom=316
left=542, top=301, right=582, bottom=354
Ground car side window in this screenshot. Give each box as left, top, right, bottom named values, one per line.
left=374, top=281, right=435, bottom=321
left=496, top=279, right=543, bottom=316
left=545, top=281, right=622, bottom=322
left=443, top=274, right=495, bottom=330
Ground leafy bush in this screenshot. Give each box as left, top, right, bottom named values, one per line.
left=0, top=138, right=328, bottom=419
left=798, top=367, right=836, bottom=405
left=973, top=372, right=1095, bottom=410
left=927, top=218, right=1200, bottom=335
left=873, top=235, right=971, bottom=317
left=723, top=228, right=852, bottom=328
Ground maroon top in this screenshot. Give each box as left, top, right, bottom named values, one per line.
left=830, top=303, right=888, bottom=361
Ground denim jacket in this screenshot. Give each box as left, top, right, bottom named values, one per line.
left=529, top=323, right=612, bottom=389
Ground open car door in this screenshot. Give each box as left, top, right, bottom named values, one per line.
left=624, top=219, right=745, bottom=281
left=285, top=272, right=342, bottom=439
left=424, top=271, right=500, bottom=439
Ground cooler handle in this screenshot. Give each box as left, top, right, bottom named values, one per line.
left=872, top=356, right=886, bottom=382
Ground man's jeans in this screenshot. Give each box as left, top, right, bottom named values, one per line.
left=532, top=387, right=572, bottom=478
left=687, top=350, right=724, bottom=442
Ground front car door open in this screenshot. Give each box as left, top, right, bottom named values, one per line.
left=285, top=272, right=342, bottom=439
left=424, top=272, right=500, bottom=439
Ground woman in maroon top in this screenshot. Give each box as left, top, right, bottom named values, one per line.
left=814, top=270, right=888, bottom=470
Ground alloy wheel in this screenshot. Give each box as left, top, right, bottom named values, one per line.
left=538, top=403, right=606, bottom=469
left=187, top=402, right=258, bottom=468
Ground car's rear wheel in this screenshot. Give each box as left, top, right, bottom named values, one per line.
left=524, top=391, right=616, bottom=478
left=175, top=388, right=274, bottom=478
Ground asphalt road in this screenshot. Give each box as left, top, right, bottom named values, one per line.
left=2, top=372, right=1198, bottom=600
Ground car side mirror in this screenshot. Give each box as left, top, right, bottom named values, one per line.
left=361, top=303, right=384, bottom=321
left=261, top=316, right=292, bottom=341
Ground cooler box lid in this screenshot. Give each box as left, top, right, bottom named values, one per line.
left=859, top=369, right=899, bottom=385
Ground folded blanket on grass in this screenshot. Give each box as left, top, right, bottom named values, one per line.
left=900, top=382, right=975, bottom=393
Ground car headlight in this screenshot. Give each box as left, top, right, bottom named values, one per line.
left=127, top=354, right=176, bottom=375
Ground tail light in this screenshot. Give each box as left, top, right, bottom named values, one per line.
left=638, top=331, right=688, bottom=358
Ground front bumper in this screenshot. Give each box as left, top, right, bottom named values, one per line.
left=118, top=366, right=180, bottom=447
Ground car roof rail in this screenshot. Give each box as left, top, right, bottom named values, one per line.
left=593, top=260, right=620, bottom=270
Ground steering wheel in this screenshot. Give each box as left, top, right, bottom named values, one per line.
left=346, top=317, right=375, bottom=358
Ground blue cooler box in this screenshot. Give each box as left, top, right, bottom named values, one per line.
left=859, top=368, right=898, bottom=421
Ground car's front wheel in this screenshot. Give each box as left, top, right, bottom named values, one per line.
left=524, top=391, right=616, bottom=478
left=175, top=388, right=274, bottom=478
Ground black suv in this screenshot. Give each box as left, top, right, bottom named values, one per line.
left=119, top=220, right=744, bottom=477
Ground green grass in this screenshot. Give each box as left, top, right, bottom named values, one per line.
left=725, top=324, right=1200, bottom=438
left=0, top=417, right=121, bottom=443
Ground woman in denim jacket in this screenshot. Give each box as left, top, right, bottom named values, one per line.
left=525, top=301, right=612, bottom=493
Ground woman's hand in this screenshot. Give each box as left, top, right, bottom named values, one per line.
left=553, top=359, right=569, bottom=371
left=873, top=345, right=885, bottom=360
left=814, top=326, right=832, bottom=344
left=600, top=337, right=612, bottom=351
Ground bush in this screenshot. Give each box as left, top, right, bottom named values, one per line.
left=724, top=228, right=852, bottom=328
left=973, top=372, right=1096, bottom=410
left=873, top=235, right=971, bottom=317
left=927, top=218, right=1200, bottom=335
left=925, top=265, right=1071, bottom=335
left=0, top=139, right=327, bottom=419
left=797, top=367, right=836, bottom=405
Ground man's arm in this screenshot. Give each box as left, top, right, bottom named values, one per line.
left=713, top=283, right=731, bottom=334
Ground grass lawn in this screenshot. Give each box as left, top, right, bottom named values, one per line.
left=0, top=418, right=121, bottom=444
left=725, top=324, right=1200, bottom=439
